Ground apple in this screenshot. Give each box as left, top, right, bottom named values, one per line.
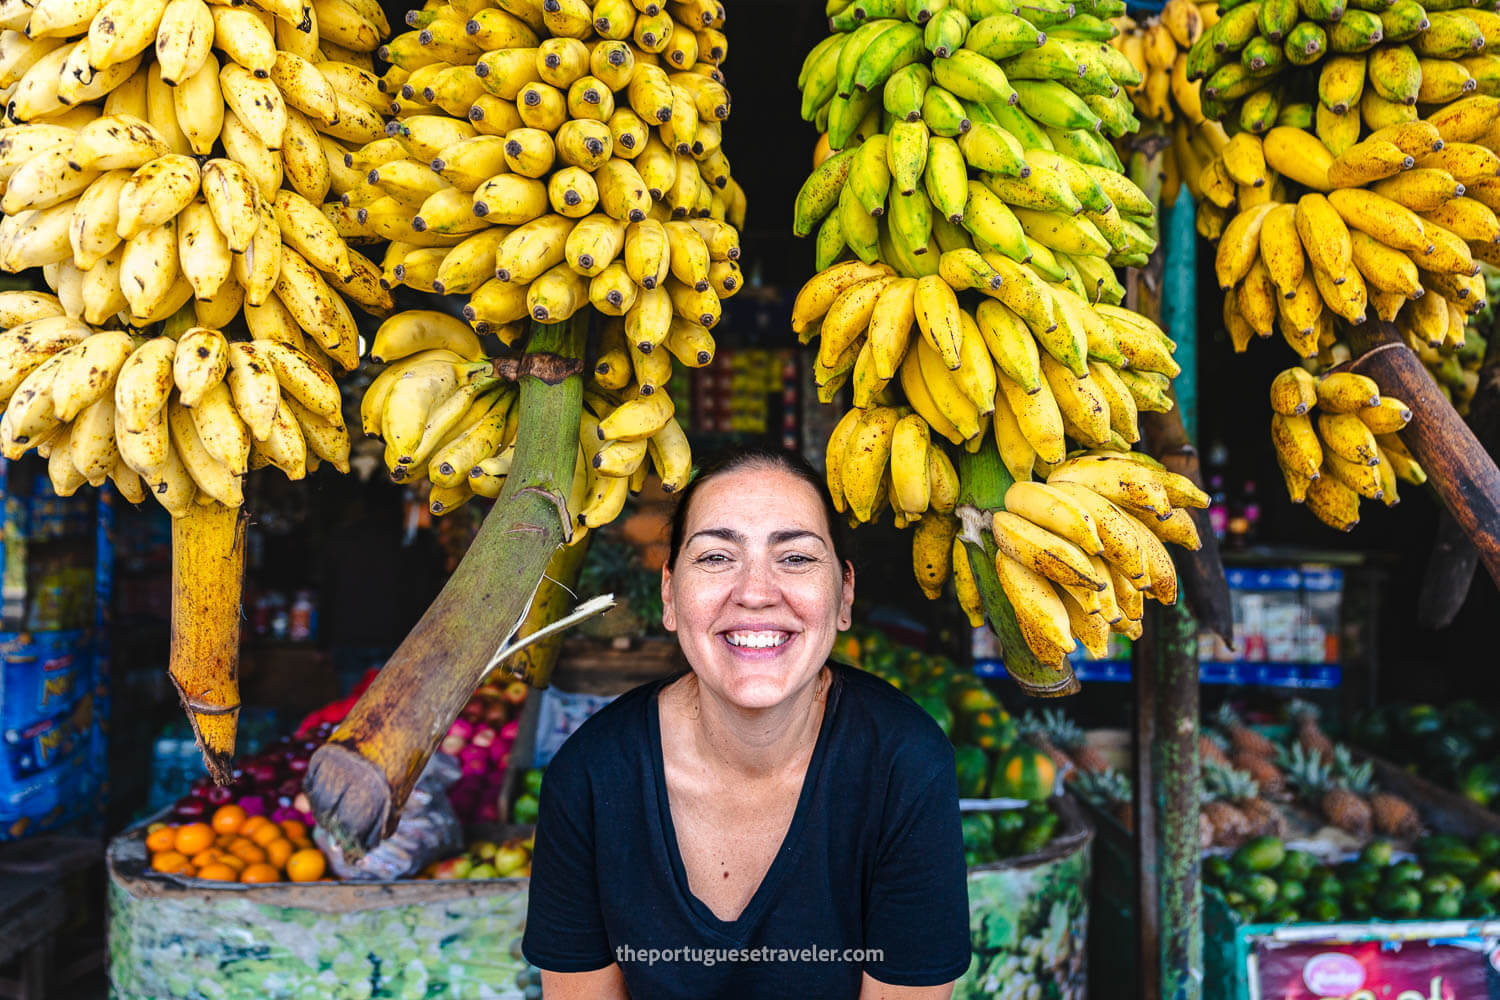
left=471, top=841, right=497, bottom=860
left=206, top=785, right=233, bottom=806
left=493, top=844, right=530, bottom=877
left=501, top=681, right=529, bottom=706
left=467, top=862, right=498, bottom=879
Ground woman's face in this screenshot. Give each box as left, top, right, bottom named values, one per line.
left=662, top=464, right=854, bottom=711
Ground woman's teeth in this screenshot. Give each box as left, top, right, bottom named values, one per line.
left=725, top=631, right=789, bottom=649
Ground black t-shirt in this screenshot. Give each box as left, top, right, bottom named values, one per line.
left=522, top=662, right=972, bottom=998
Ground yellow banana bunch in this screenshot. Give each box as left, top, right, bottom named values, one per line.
left=0, top=0, right=395, bottom=357
left=362, top=0, right=744, bottom=348
left=357, top=2, right=745, bottom=533
left=1269, top=366, right=1421, bottom=524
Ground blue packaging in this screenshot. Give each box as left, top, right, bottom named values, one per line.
left=0, top=628, right=92, bottom=728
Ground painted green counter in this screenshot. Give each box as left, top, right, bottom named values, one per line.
left=109, top=799, right=1092, bottom=999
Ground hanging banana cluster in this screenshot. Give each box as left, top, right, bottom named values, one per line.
left=0, top=0, right=400, bottom=506
left=0, top=0, right=395, bottom=354
left=1268, top=367, right=1426, bottom=529
left=0, top=292, right=351, bottom=505
left=1110, top=0, right=1232, bottom=207
left=791, top=1, right=1211, bottom=668
left=360, top=308, right=695, bottom=530
left=1173, top=0, right=1500, bottom=516
left=346, top=0, right=744, bottom=345
left=342, top=0, right=743, bottom=529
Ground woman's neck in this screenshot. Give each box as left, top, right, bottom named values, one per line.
left=672, top=667, right=830, bottom=781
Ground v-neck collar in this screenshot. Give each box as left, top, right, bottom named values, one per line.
left=646, top=666, right=843, bottom=944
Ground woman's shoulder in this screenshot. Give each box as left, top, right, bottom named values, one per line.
left=544, top=673, right=677, bottom=777
left=829, top=662, right=954, bottom=760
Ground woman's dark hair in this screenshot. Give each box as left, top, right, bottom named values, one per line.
left=665, top=446, right=849, bottom=571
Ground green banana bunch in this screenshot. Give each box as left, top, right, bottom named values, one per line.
left=794, top=1, right=1201, bottom=677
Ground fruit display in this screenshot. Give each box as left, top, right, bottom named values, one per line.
left=169, top=725, right=327, bottom=829
left=962, top=801, right=1063, bottom=866
left=144, top=802, right=329, bottom=883
left=440, top=677, right=526, bottom=824
left=791, top=3, right=1212, bottom=679
left=353, top=0, right=744, bottom=523
left=1268, top=366, right=1423, bottom=528
left=1204, top=834, right=1500, bottom=923
left=1351, top=700, right=1500, bottom=806
left=418, top=832, right=532, bottom=880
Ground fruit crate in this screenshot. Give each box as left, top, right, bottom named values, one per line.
left=955, top=793, right=1094, bottom=1000
left=1083, top=751, right=1500, bottom=1000
left=106, top=818, right=539, bottom=1000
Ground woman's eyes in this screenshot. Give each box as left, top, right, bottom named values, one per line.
left=690, top=552, right=819, bottom=566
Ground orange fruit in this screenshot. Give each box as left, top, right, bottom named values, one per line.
left=146, top=826, right=177, bottom=853
left=240, top=863, right=281, bottom=884
left=251, top=822, right=284, bottom=847
left=151, top=850, right=190, bottom=873
left=190, top=849, right=225, bottom=868
left=239, top=815, right=270, bottom=838
left=286, top=848, right=327, bottom=883
left=227, top=839, right=267, bottom=865
left=264, top=838, right=294, bottom=869
left=217, top=854, right=246, bottom=873
left=211, top=804, right=246, bottom=835
left=174, top=823, right=215, bottom=857
left=196, top=862, right=238, bottom=881
left=214, top=833, right=234, bottom=848
left=279, top=819, right=307, bottom=840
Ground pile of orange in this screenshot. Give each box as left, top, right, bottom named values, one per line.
left=144, top=804, right=329, bottom=884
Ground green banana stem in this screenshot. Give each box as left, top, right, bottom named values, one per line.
left=956, top=440, right=1081, bottom=697
left=304, top=317, right=588, bottom=856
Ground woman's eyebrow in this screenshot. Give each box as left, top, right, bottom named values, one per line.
left=768, top=530, right=826, bottom=547
left=687, top=527, right=746, bottom=546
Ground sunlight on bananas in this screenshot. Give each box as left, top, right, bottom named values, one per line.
left=1269, top=366, right=1426, bottom=528
left=0, top=0, right=396, bottom=361
left=357, top=0, right=745, bottom=347
left=794, top=0, right=1208, bottom=667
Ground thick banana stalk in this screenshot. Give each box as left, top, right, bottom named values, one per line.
left=1349, top=320, right=1500, bottom=589
left=170, top=502, right=247, bottom=783
left=305, top=318, right=586, bottom=855
left=955, top=440, right=1080, bottom=697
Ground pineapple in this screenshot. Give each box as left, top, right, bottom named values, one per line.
left=1037, top=708, right=1111, bottom=775
left=1233, top=749, right=1286, bottom=798
left=1200, top=732, right=1232, bottom=769
left=1288, top=699, right=1336, bottom=761
left=1075, top=768, right=1133, bottom=832
left=1370, top=790, right=1422, bottom=840
left=1219, top=765, right=1287, bottom=840
left=1324, top=747, right=1376, bottom=838
left=1216, top=703, right=1278, bottom=759
left=1287, top=743, right=1373, bottom=838
left=1201, top=762, right=1254, bottom=848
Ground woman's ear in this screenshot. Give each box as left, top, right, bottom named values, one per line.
left=661, top=562, right=677, bottom=632
left=837, top=560, right=854, bottom=631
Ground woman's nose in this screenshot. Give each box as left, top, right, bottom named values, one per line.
left=732, top=554, right=779, bottom=606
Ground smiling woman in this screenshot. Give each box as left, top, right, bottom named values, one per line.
left=522, top=448, right=972, bottom=1000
